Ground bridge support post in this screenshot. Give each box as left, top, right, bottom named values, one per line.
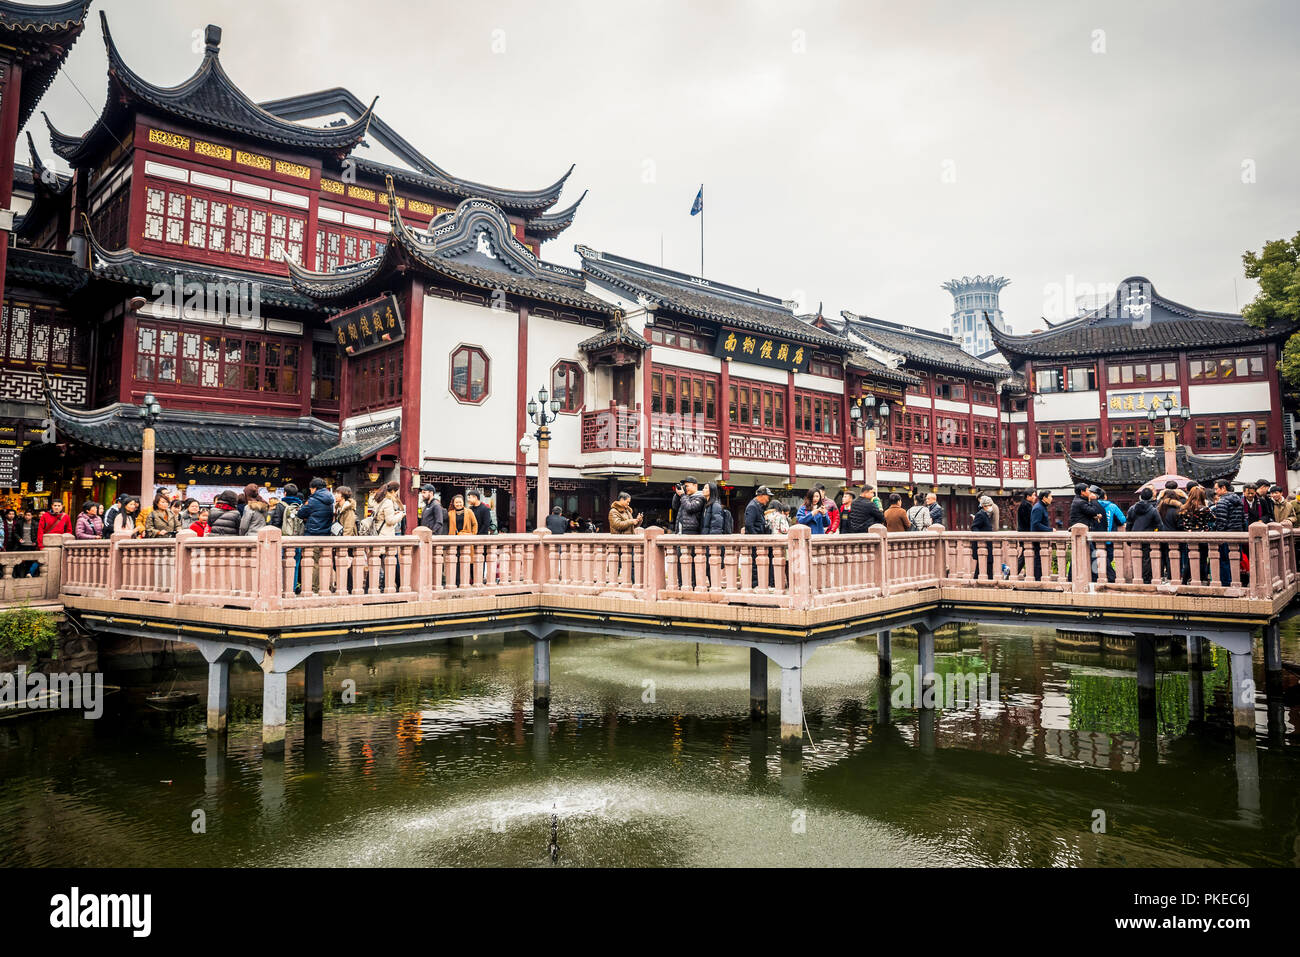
left=779, top=664, right=802, bottom=750
left=263, top=671, right=288, bottom=755
left=749, top=647, right=767, bottom=720
left=1229, top=649, right=1256, bottom=738
left=1136, top=635, right=1156, bottom=717
left=917, top=624, right=935, bottom=709
left=304, top=653, right=324, bottom=729
left=534, top=637, right=551, bottom=708
left=877, top=630, right=892, bottom=724
left=1187, top=636, right=1204, bottom=724
left=207, top=659, right=230, bottom=736
left=1263, top=620, right=1283, bottom=698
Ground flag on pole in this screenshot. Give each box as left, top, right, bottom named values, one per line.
left=690, top=185, right=703, bottom=216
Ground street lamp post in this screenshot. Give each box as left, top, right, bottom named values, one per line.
left=1146, top=392, right=1191, bottom=476
left=524, top=384, right=562, bottom=531
left=137, top=392, right=163, bottom=499
left=849, top=393, right=891, bottom=490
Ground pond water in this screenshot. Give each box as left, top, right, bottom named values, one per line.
left=1, top=621, right=1298, bottom=867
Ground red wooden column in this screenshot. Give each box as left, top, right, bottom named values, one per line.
left=1023, top=361, right=1036, bottom=489
left=0, top=60, right=22, bottom=317
left=839, top=375, right=851, bottom=488
left=718, top=356, right=731, bottom=481
left=1096, top=358, right=1110, bottom=456
left=398, top=278, right=425, bottom=520
left=784, top=371, right=796, bottom=485
left=513, top=305, right=530, bottom=531
left=298, top=335, right=313, bottom=418
left=642, top=339, right=654, bottom=479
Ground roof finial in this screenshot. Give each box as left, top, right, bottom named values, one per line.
left=204, top=24, right=222, bottom=56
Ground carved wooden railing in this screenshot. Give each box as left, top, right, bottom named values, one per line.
left=57, top=522, right=1300, bottom=613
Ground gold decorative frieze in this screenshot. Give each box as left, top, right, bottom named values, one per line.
left=320, top=179, right=344, bottom=195
left=194, top=139, right=232, bottom=161
left=275, top=159, right=310, bottom=179
left=148, top=129, right=190, bottom=150
left=407, top=199, right=435, bottom=216
left=377, top=193, right=407, bottom=209
left=347, top=185, right=376, bottom=202
left=235, top=150, right=272, bottom=171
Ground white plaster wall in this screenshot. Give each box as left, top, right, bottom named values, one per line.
left=526, top=316, right=592, bottom=467
left=1035, top=390, right=1100, bottom=421
left=419, top=296, right=518, bottom=467
left=1036, top=459, right=1073, bottom=489
left=1187, top=382, right=1272, bottom=415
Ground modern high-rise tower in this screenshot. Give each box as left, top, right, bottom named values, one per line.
left=943, top=276, right=1010, bottom=357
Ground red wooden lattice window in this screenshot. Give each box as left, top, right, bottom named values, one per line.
left=135, top=320, right=300, bottom=396
left=350, top=347, right=403, bottom=414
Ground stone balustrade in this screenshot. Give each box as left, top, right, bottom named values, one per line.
left=57, top=521, right=1300, bottom=611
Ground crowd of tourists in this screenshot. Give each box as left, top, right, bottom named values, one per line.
left=21, top=481, right=503, bottom=544
left=662, top=474, right=1298, bottom=587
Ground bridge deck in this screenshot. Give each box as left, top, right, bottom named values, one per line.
left=50, top=521, right=1297, bottom=751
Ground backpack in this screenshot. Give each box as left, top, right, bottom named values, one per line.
left=907, top=505, right=931, bottom=531
left=281, top=503, right=305, bottom=537
left=358, top=514, right=376, bottom=536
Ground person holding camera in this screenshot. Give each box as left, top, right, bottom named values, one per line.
left=670, top=476, right=705, bottom=534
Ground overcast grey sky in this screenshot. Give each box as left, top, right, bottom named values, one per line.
left=31, top=0, right=1300, bottom=334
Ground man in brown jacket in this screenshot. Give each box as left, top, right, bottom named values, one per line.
left=608, top=492, right=643, bottom=533
left=884, top=493, right=910, bottom=532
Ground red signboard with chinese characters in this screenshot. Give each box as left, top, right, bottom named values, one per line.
left=328, top=294, right=405, bottom=356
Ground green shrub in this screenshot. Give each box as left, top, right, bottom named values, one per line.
left=0, top=604, right=58, bottom=657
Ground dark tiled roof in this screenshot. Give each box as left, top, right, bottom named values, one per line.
left=85, top=225, right=324, bottom=313
left=353, top=158, right=572, bottom=215
left=288, top=182, right=616, bottom=315
left=1064, top=444, right=1244, bottom=488
left=526, top=191, right=586, bottom=238
left=6, top=247, right=87, bottom=291
left=0, top=1, right=89, bottom=131
left=48, top=14, right=374, bottom=166
left=578, top=321, right=646, bottom=353
left=46, top=390, right=337, bottom=460
left=841, top=312, right=1008, bottom=377
left=0, top=0, right=87, bottom=31
left=258, top=88, right=575, bottom=216
left=991, top=277, right=1290, bottom=362
left=846, top=350, right=921, bottom=386
left=308, top=425, right=399, bottom=468
left=577, top=246, right=847, bottom=351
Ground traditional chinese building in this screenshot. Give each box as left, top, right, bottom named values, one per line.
left=991, top=276, right=1292, bottom=515
left=0, top=0, right=89, bottom=503
left=576, top=247, right=866, bottom=523
left=804, top=310, right=1026, bottom=527
left=14, top=13, right=585, bottom=513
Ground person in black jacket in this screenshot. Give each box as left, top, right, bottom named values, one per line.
left=970, top=496, right=995, bottom=579
left=745, top=487, right=772, bottom=536
left=1014, top=490, right=1036, bottom=574
left=1246, top=479, right=1274, bottom=524
left=700, top=482, right=728, bottom=534
left=467, top=491, right=493, bottom=535
left=545, top=506, right=568, bottom=535
left=844, top=484, right=886, bottom=533
left=1125, top=488, right=1163, bottom=583
left=1067, top=484, right=1105, bottom=581
left=418, top=485, right=446, bottom=535
left=208, top=491, right=242, bottom=535
left=1212, top=480, right=1246, bottom=585
left=671, top=476, right=705, bottom=534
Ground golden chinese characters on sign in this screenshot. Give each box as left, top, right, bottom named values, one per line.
left=716, top=326, right=812, bottom=373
